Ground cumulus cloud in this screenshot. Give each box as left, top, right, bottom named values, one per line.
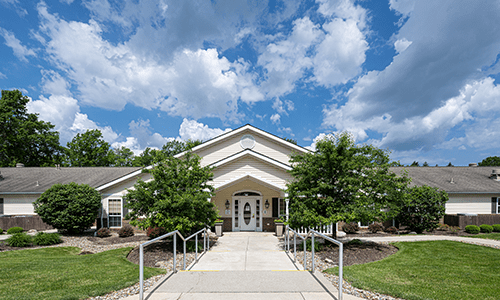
left=270, top=114, right=280, bottom=124
left=0, top=28, right=36, bottom=62
left=322, top=0, right=500, bottom=151
left=178, top=119, right=231, bottom=141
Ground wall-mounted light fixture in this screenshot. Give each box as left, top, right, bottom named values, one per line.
left=265, top=199, right=270, bottom=209
left=225, top=199, right=230, bottom=209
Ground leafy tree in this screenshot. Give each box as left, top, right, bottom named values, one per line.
left=423, top=161, right=429, bottom=167
left=65, top=129, right=114, bottom=166
left=286, top=132, right=409, bottom=235
left=33, top=182, right=101, bottom=233
left=447, top=162, right=454, bottom=167
left=0, top=90, right=62, bottom=167
left=131, top=140, right=203, bottom=167
left=124, top=152, right=217, bottom=235
left=478, top=156, right=500, bottom=166
left=410, top=161, right=419, bottom=167
left=397, top=185, right=448, bottom=233
left=112, top=146, right=135, bottom=167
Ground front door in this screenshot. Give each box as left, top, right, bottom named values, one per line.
left=233, top=196, right=262, bottom=231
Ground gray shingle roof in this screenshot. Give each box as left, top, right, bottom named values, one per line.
left=0, top=167, right=142, bottom=194
left=390, top=166, right=500, bottom=194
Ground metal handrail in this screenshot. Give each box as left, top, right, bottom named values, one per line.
left=139, top=227, right=209, bottom=300
left=285, top=226, right=343, bottom=300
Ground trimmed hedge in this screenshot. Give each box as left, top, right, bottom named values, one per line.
left=480, top=224, right=493, bottom=233
left=465, top=225, right=480, bottom=234
left=7, top=227, right=23, bottom=234
left=492, top=224, right=500, bottom=232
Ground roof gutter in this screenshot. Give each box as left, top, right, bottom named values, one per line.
left=0, top=192, right=43, bottom=195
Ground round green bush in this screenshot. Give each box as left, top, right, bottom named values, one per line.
left=480, top=224, right=493, bottom=233
left=7, top=227, right=23, bottom=234
left=33, top=182, right=101, bottom=233
left=0, top=227, right=3, bottom=234
left=465, top=225, right=480, bottom=234
left=6, top=233, right=32, bottom=247
left=492, top=224, right=500, bottom=232
left=32, top=232, right=62, bottom=246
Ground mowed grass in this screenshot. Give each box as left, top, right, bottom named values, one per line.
left=464, top=232, right=500, bottom=240
left=0, top=247, right=165, bottom=300
left=325, top=241, right=500, bottom=300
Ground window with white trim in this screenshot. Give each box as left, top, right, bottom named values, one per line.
left=0, top=198, right=3, bottom=215
left=108, top=199, right=122, bottom=228
left=493, top=197, right=499, bottom=214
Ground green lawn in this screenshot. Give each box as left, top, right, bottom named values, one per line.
left=463, top=232, right=500, bottom=240
left=325, top=241, right=500, bottom=300
left=0, top=247, right=165, bottom=300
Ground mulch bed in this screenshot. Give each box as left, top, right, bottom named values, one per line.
left=87, top=235, right=149, bottom=245
left=316, top=241, right=399, bottom=266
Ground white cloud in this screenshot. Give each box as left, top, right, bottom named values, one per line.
left=389, top=0, right=416, bottom=17
left=322, top=1, right=500, bottom=152
left=0, top=71, right=6, bottom=79
left=0, top=0, right=27, bottom=16
left=0, top=28, right=36, bottom=62
left=127, top=119, right=176, bottom=149
left=178, top=119, right=231, bottom=142
left=394, top=38, right=412, bottom=53
left=59, top=0, right=75, bottom=4
left=270, top=113, right=280, bottom=124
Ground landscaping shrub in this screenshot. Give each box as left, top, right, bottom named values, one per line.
left=0, top=228, right=3, bottom=234
left=465, top=225, right=480, bottom=234
left=492, top=224, right=500, bottom=232
left=118, top=225, right=135, bottom=238
left=368, top=222, right=384, bottom=233
left=436, top=223, right=450, bottom=231
left=6, top=233, right=32, bottom=247
left=147, top=227, right=166, bottom=239
left=347, top=239, right=363, bottom=246
left=7, top=227, right=23, bottom=234
left=32, top=232, right=62, bottom=246
left=385, top=226, right=398, bottom=234
left=96, top=227, right=111, bottom=238
left=342, top=222, right=359, bottom=234
left=480, top=224, right=493, bottom=233
left=297, top=239, right=322, bottom=252
left=33, top=182, right=101, bottom=233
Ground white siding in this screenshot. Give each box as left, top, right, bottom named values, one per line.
left=195, top=130, right=298, bottom=167
left=4, top=195, right=39, bottom=215
left=445, top=194, right=495, bottom=214
left=212, top=156, right=292, bottom=188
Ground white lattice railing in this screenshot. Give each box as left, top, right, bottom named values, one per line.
left=294, top=223, right=334, bottom=235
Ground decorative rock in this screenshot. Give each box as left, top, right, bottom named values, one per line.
left=28, top=229, right=37, bottom=234
left=337, top=231, right=346, bottom=238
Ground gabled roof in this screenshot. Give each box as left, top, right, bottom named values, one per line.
left=175, top=124, right=310, bottom=158
left=210, top=149, right=292, bottom=171
left=390, top=166, right=500, bottom=194
left=0, top=167, right=142, bottom=194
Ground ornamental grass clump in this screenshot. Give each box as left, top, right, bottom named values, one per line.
left=6, top=233, right=32, bottom=247
left=32, top=232, right=62, bottom=246
left=7, top=227, right=23, bottom=234
left=465, top=225, right=480, bottom=234
left=480, top=224, right=493, bottom=233
left=118, top=225, right=134, bottom=238
left=492, top=224, right=500, bottom=232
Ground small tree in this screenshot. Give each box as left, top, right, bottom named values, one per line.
left=33, top=183, right=101, bottom=233
left=397, top=185, right=448, bottom=233
left=478, top=156, right=500, bottom=166
left=124, top=152, right=217, bottom=235
left=64, top=129, right=114, bottom=167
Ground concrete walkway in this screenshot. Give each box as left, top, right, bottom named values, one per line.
left=124, top=232, right=362, bottom=300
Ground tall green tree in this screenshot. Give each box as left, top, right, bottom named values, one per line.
left=65, top=129, right=114, bottom=167
left=478, top=156, right=500, bottom=166
left=131, top=140, right=203, bottom=167
left=0, top=90, right=62, bottom=167
left=397, top=185, right=448, bottom=233
left=286, top=132, right=409, bottom=233
left=112, top=146, right=135, bottom=167
left=124, top=152, right=217, bottom=235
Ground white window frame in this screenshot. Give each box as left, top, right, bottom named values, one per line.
left=0, top=198, right=3, bottom=215
left=108, top=198, right=122, bottom=228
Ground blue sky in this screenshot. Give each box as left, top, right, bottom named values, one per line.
left=1, top=0, right=500, bottom=166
